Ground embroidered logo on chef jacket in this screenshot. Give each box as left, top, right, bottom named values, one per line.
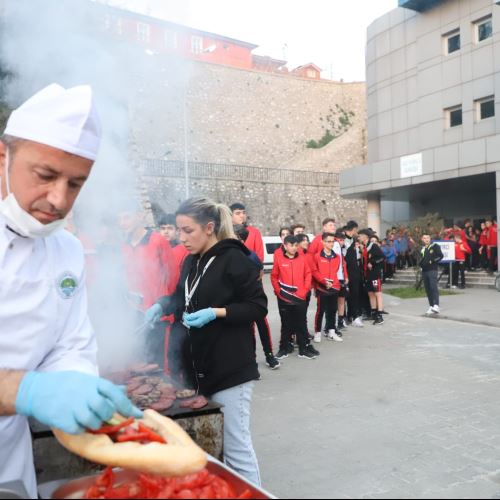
left=57, top=272, right=78, bottom=299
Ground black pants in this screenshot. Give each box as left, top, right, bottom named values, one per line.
left=452, top=262, right=466, bottom=287
left=490, top=247, right=498, bottom=272
left=278, top=299, right=309, bottom=351
left=423, top=270, right=440, bottom=307
left=255, top=317, right=274, bottom=357
left=315, top=292, right=338, bottom=333
left=347, top=279, right=361, bottom=320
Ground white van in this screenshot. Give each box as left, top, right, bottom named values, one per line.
left=262, top=234, right=315, bottom=271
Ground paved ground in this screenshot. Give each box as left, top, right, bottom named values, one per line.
left=251, top=277, right=500, bottom=499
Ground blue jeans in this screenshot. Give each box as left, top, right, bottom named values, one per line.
left=212, top=382, right=261, bottom=487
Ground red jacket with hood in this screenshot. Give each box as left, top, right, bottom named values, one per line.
left=311, top=250, right=343, bottom=293
left=244, top=226, right=265, bottom=262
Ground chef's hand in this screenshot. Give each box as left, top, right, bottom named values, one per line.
left=183, top=308, right=217, bottom=329
left=16, top=371, right=143, bottom=435
left=145, top=303, right=163, bottom=326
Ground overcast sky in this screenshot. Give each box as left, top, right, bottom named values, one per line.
left=104, top=0, right=397, bottom=81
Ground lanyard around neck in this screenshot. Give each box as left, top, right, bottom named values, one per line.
left=185, top=256, right=216, bottom=309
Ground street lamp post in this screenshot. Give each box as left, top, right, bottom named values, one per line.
left=183, top=45, right=218, bottom=200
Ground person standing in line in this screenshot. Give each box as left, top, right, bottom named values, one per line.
left=291, top=224, right=306, bottom=236
left=297, top=233, right=313, bottom=340
left=159, top=213, right=189, bottom=287
left=382, top=239, right=397, bottom=281
left=308, top=218, right=336, bottom=256
left=311, top=233, right=344, bottom=343
left=230, top=203, right=264, bottom=263
left=344, top=221, right=364, bottom=328
left=333, top=230, right=349, bottom=334
left=479, top=222, right=489, bottom=269
left=358, top=230, right=386, bottom=326
left=234, top=224, right=281, bottom=371
left=452, top=234, right=471, bottom=289
left=146, top=198, right=267, bottom=486
left=419, top=234, right=444, bottom=315
left=271, top=236, right=318, bottom=360
left=486, top=219, right=498, bottom=274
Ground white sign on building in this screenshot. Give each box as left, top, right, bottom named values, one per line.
left=400, top=153, right=423, bottom=179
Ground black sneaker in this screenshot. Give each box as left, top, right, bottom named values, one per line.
left=337, top=319, right=347, bottom=331
left=373, top=315, right=385, bottom=326
left=298, top=349, right=317, bottom=360
left=266, top=355, right=281, bottom=370
left=335, top=329, right=343, bottom=338
left=381, top=310, right=390, bottom=315
left=287, top=342, right=295, bottom=354
left=276, top=349, right=289, bottom=360
left=306, top=344, right=320, bottom=357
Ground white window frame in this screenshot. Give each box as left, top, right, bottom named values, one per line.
left=474, top=15, right=493, bottom=44
left=475, top=96, right=495, bottom=121
left=191, top=35, right=203, bottom=54
left=306, top=69, right=317, bottom=78
left=137, top=22, right=151, bottom=43
left=443, top=29, right=460, bottom=55
left=445, top=105, right=463, bottom=129
left=165, top=30, right=178, bottom=50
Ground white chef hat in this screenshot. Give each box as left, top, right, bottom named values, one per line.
left=4, top=83, right=102, bottom=161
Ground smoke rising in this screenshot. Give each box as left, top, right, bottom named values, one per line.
left=0, top=0, right=189, bottom=372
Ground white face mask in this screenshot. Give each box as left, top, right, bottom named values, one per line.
left=0, top=149, right=67, bottom=238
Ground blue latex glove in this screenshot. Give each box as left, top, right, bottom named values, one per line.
left=145, top=303, right=163, bottom=326
left=16, top=371, right=143, bottom=435
left=183, top=308, right=217, bottom=329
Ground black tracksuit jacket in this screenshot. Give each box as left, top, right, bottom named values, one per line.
left=157, top=239, right=268, bottom=396
left=419, top=243, right=444, bottom=272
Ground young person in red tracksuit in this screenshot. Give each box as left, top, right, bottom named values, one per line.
left=230, top=203, right=264, bottom=262
left=486, top=219, right=498, bottom=273
left=119, top=207, right=176, bottom=368
left=479, top=222, right=489, bottom=269
left=311, top=232, right=345, bottom=343
left=271, top=236, right=319, bottom=361
left=308, top=218, right=337, bottom=256
left=452, top=234, right=471, bottom=289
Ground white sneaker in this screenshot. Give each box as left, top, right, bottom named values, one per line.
left=327, top=330, right=344, bottom=342
left=432, top=305, right=440, bottom=314
left=314, top=332, right=322, bottom=343
left=353, top=317, right=364, bottom=328
left=426, top=307, right=434, bottom=316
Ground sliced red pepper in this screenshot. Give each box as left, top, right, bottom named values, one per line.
left=89, top=418, right=135, bottom=435
left=137, top=422, right=167, bottom=444
left=116, top=432, right=151, bottom=443
left=238, top=489, right=253, bottom=499
left=95, top=467, right=115, bottom=489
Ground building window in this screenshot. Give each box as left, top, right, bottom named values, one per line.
left=116, top=18, right=123, bottom=36
left=446, top=106, right=463, bottom=128
left=307, top=69, right=317, bottom=78
left=137, top=22, right=150, bottom=43
left=476, top=96, right=495, bottom=121
left=444, top=29, right=460, bottom=55
left=191, top=35, right=203, bottom=54
left=475, top=16, right=493, bottom=43
left=165, top=30, right=178, bottom=50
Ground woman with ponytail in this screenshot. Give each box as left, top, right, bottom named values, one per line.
left=146, top=197, right=267, bottom=486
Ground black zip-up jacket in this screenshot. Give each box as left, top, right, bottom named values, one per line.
left=157, top=239, right=267, bottom=396
left=344, top=237, right=362, bottom=281
left=419, top=243, right=444, bottom=272
left=366, top=242, right=386, bottom=281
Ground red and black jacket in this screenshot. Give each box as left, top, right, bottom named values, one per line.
left=488, top=225, right=498, bottom=247
left=455, top=240, right=472, bottom=262
left=311, top=250, right=342, bottom=294
left=271, top=249, right=312, bottom=304
left=244, top=226, right=265, bottom=262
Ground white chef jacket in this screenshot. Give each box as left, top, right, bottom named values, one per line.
left=0, top=216, right=97, bottom=498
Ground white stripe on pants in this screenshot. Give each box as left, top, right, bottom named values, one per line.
left=211, top=382, right=261, bottom=487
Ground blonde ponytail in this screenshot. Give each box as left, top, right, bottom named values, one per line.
left=216, top=203, right=236, bottom=241
left=176, top=197, right=236, bottom=242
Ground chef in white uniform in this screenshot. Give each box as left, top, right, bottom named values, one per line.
left=0, top=84, right=142, bottom=498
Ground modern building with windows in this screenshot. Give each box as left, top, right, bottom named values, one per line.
left=340, top=0, right=499, bottom=242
